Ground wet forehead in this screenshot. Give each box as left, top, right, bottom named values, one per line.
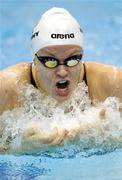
left=37, top=45, right=82, bottom=60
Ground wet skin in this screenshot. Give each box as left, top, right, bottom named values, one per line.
left=0, top=45, right=121, bottom=115
left=32, top=45, right=83, bottom=102
left=0, top=45, right=122, bottom=151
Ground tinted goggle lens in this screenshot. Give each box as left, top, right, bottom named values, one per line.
left=45, top=59, right=58, bottom=68
left=67, top=59, right=79, bottom=67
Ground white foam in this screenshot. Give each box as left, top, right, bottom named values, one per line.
left=0, top=82, right=122, bottom=154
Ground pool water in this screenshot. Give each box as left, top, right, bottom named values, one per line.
left=0, top=1, right=122, bottom=179
left=0, top=150, right=122, bottom=179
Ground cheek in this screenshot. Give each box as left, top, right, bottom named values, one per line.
left=71, top=66, right=81, bottom=81
left=38, top=68, right=54, bottom=89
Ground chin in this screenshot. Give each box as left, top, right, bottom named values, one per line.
left=56, top=97, right=69, bottom=103
left=53, top=92, right=72, bottom=103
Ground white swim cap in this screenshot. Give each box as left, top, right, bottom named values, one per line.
left=31, top=7, right=83, bottom=55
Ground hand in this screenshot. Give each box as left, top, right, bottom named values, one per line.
left=99, top=108, right=107, bottom=120
left=22, top=126, right=68, bottom=148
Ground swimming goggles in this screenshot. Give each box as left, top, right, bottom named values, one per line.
left=35, top=54, right=83, bottom=68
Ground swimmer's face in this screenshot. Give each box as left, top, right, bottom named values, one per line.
left=33, top=45, right=83, bottom=102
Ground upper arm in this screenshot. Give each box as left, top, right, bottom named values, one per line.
left=0, top=73, right=19, bottom=114
left=0, top=62, right=31, bottom=114
left=85, top=62, right=122, bottom=103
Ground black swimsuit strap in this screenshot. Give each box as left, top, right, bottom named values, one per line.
left=83, top=63, right=88, bottom=86
left=30, top=63, right=37, bottom=88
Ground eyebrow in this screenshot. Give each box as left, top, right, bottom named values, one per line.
left=38, top=48, right=83, bottom=59
left=37, top=54, right=82, bottom=63
left=69, top=50, right=83, bottom=57
left=39, top=47, right=83, bottom=56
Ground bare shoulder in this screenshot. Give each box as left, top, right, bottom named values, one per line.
left=85, top=61, right=121, bottom=71
left=0, top=62, right=31, bottom=114
left=85, top=61, right=122, bottom=78
left=84, top=61, right=122, bottom=103
left=0, top=62, right=31, bottom=83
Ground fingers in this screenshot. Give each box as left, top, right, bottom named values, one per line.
left=66, top=127, right=81, bottom=139
left=22, top=127, right=64, bottom=146
left=39, top=127, right=58, bottom=144
left=99, top=108, right=107, bottom=120
left=49, top=129, right=68, bottom=146
left=22, top=126, right=81, bottom=149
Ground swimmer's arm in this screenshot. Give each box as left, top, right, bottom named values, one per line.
left=85, top=62, right=122, bottom=104
left=0, top=62, right=31, bottom=114
left=0, top=72, right=18, bottom=114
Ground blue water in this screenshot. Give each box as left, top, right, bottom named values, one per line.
left=0, top=1, right=122, bottom=179
left=0, top=150, right=122, bottom=179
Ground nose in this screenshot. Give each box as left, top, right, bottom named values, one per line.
left=56, top=65, right=68, bottom=78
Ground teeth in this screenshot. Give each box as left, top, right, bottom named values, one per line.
left=58, top=80, right=67, bottom=84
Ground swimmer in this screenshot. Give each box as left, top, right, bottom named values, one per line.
left=0, top=8, right=122, bottom=149
left=0, top=7, right=122, bottom=114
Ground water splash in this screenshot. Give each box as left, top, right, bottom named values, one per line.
left=0, top=82, right=122, bottom=157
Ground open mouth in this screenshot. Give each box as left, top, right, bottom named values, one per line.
left=56, top=80, right=70, bottom=89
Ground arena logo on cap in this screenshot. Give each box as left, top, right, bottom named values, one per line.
left=51, top=33, right=75, bottom=39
